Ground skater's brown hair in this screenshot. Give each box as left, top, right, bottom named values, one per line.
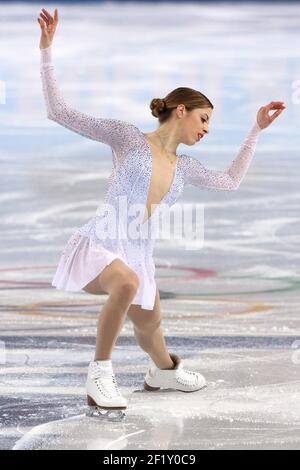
left=150, top=87, right=214, bottom=124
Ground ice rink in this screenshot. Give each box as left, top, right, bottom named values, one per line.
left=0, top=1, right=300, bottom=450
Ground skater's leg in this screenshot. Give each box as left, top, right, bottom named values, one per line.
left=83, top=259, right=140, bottom=361
left=127, top=287, right=174, bottom=369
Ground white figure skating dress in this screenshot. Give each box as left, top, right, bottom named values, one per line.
left=40, top=45, right=262, bottom=310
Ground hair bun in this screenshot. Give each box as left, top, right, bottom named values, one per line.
left=150, top=97, right=167, bottom=117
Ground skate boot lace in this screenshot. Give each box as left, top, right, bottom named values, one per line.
left=175, top=369, right=200, bottom=386
left=91, top=368, right=122, bottom=398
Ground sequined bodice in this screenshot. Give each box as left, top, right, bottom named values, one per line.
left=40, top=44, right=262, bottom=249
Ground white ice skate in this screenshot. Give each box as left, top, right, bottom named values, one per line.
left=144, top=353, right=206, bottom=393
left=85, top=359, right=127, bottom=421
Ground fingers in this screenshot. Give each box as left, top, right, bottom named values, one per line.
left=37, top=17, right=46, bottom=30
left=38, top=7, right=58, bottom=34
left=39, top=12, right=49, bottom=24
left=269, top=108, right=284, bottom=122
left=41, top=8, right=58, bottom=24
left=265, top=101, right=285, bottom=110
left=41, top=8, right=53, bottom=23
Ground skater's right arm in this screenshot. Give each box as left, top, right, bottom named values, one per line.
left=38, top=8, right=137, bottom=152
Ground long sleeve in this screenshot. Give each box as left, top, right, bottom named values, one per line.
left=40, top=45, right=137, bottom=154
left=182, top=120, right=262, bottom=191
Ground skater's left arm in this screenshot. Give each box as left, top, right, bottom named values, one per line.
left=183, top=101, right=286, bottom=191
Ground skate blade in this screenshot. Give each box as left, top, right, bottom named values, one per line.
left=175, top=383, right=208, bottom=393
left=143, top=381, right=208, bottom=393
left=86, top=406, right=126, bottom=421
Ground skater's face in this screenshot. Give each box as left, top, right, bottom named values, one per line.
left=179, top=106, right=212, bottom=146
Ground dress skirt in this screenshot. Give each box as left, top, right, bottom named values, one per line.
left=52, top=230, right=126, bottom=292
left=51, top=230, right=157, bottom=310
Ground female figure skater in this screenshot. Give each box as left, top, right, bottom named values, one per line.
left=38, top=8, right=285, bottom=419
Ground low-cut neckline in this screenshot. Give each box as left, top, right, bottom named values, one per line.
left=139, top=131, right=182, bottom=225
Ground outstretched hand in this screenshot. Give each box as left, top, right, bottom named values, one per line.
left=256, top=101, right=286, bottom=129
left=38, top=8, right=59, bottom=49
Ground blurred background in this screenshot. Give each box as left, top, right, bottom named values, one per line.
left=0, top=0, right=300, bottom=451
